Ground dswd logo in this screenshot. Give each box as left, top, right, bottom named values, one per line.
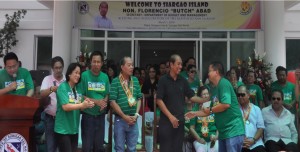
left=240, top=1, right=252, bottom=15
left=0, top=133, right=28, bottom=152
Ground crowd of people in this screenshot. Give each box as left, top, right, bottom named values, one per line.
left=0, top=52, right=299, bottom=152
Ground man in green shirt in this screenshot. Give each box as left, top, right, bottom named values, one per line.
left=271, top=66, right=295, bottom=113
left=186, top=61, right=245, bottom=152
left=78, top=51, right=109, bottom=152
left=0, top=52, right=34, bottom=96
left=109, top=56, right=142, bottom=152
left=246, top=71, right=264, bottom=108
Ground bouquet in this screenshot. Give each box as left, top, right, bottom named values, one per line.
left=236, top=49, right=273, bottom=99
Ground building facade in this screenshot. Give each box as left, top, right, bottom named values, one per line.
left=0, top=1, right=300, bottom=80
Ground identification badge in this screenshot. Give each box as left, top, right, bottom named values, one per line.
left=201, top=126, right=209, bottom=137
left=128, top=97, right=136, bottom=107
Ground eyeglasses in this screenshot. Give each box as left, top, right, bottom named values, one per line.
left=237, top=93, right=246, bottom=97
left=272, top=97, right=281, bottom=101
left=189, top=70, right=196, bottom=74
left=5, top=64, right=18, bottom=70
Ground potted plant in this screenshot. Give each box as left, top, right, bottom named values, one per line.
left=0, top=9, right=27, bottom=58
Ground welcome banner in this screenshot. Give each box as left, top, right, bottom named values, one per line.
left=76, top=1, right=261, bottom=30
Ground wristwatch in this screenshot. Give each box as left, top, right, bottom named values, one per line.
left=50, top=86, right=53, bottom=93
left=252, top=137, right=257, bottom=144
left=135, top=113, right=140, bottom=117
left=209, top=107, right=213, bottom=114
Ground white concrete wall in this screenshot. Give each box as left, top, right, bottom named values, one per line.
left=1, top=1, right=300, bottom=72
left=11, top=29, right=52, bottom=70
left=0, top=7, right=53, bottom=70
left=285, top=11, right=300, bottom=38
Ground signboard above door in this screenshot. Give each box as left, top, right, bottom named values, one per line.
left=75, top=1, right=261, bottom=30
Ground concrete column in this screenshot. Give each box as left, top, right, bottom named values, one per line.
left=52, top=1, right=73, bottom=69
left=264, top=1, right=285, bottom=79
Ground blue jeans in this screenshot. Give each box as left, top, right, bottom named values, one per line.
left=45, top=113, right=58, bottom=152
left=114, top=115, right=139, bottom=152
left=219, top=135, right=244, bottom=152
left=81, top=113, right=105, bottom=152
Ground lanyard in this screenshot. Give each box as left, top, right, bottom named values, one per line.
left=119, top=74, right=136, bottom=107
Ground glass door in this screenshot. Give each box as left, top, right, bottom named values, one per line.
left=201, top=41, right=227, bottom=82
left=138, top=40, right=195, bottom=68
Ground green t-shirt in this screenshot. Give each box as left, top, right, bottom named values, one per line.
left=180, top=70, right=201, bottom=82
left=188, top=79, right=200, bottom=94
left=237, top=81, right=244, bottom=87
left=271, top=81, right=295, bottom=104
left=184, top=80, right=200, bottom=129
left=0, top=68, right=34, bottom=96
left=190, top=104, right=217, bottom=142
left=55, top=82, right=83, bottom=134
left=184, top=104, right=195, bottom=130
left=78, top=70, right=110, bottom=115
left=156, top=107, right=160, bottom=117
left=180, top=70, right=188, bottom=79
left=213, top=78, right=245, bottom=140
left=246, top=84, right=263, bottom=106
left=231, top=81, right=244, bottom=93
left=110, top=76, right=142, bottom=115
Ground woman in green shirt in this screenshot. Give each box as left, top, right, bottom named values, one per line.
left=54, top=63, right=95, bottom=152
left=229, top=66, right=244, bottom=93
left=190, top=86, right=218, bottom=152
left=184, top=65, right=201, bottom=151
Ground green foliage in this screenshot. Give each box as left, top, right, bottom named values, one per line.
left=0, top=9, right=27, bottom=57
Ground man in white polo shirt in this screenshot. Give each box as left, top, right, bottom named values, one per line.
left=40, top=56, right=65, bottom=152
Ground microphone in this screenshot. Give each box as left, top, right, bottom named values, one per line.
left=12, top=73, right=17, bottom=91
left=12, top=73, right=17, bottom=81
left=53, top=81, right=56, bottom=86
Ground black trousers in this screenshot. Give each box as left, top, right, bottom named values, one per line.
left=242, top=145, right=266, bottom=152
left=265, top=139, right=298, bottom=152
left=55, top=132, right=78, bottom=152
left=159, top=119, right=184, bottom=152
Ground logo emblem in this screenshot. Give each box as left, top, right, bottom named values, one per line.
left=240, top=1, right=252, bottom=15
left=0, top=133, right=28, bottom=152
left=78, top=1, right=89, bottom=15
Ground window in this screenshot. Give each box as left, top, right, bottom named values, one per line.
left=230, top=41, right=255, bottom=67
left=203, top=32, right=227, bottom=38
left=202, top=41, right=227, bottom=81
left=80, top=40, right=104, bottom=55
left=108, top=31, right=131, bottom=38
left=36, top=36, right=52, bottom=71
left=107, top=41, right=131, bottom=65
left=81, top=29, right=104, bottom=37
left=286, top=39, right=300, bottom=70
left=230, top=31, right=255, bottom=38
left=78, top=30, right=257, bottom=80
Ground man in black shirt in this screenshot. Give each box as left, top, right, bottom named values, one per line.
left=156, top=54, right=208, bottom=152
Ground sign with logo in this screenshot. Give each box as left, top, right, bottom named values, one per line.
left=75, top=1, right=261, bottom=30
left=78, top=1, right=89, bottom=15
left=0, top=133, right=28, bottom=152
